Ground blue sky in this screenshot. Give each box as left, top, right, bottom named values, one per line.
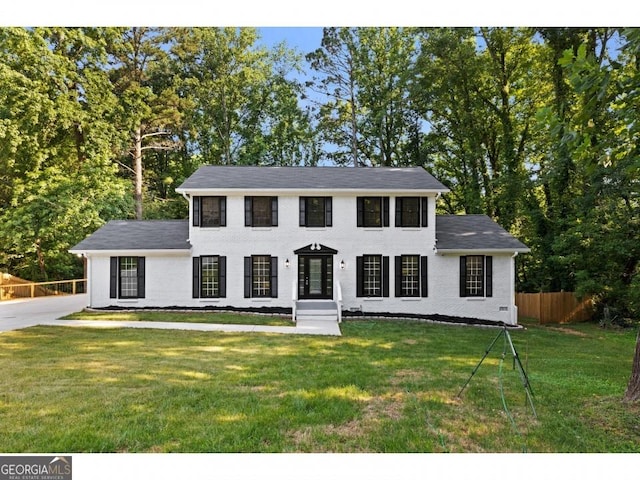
left=257, top=28, right=324, bottom=56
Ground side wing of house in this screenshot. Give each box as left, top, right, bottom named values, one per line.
left=69, top=220, right=193, bottom=309
left=432, top=215, right=530, bottom=324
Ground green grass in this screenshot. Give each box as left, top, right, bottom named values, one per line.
left=61, top=310, right=293, bottom=327
left=0, top=317, right=638, bottom=452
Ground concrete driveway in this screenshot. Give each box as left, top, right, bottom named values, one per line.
left=0, top=294, right=89, bottom=333
left=0, top=295, right=341, bottom=336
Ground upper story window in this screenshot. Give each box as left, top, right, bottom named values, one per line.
left=245, top=196, right=278, bottom=227
left=300, top=197, right=332, bottom=227
left=395, top=197, right=428, bottom=228
left=460, top=255, right=493, bottom=298
left=193, top=196, right=226, bottom=227
left=357, top=197, right=389, bottom=228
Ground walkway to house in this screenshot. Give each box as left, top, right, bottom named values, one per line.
left=0, top=295, right=341, bottom=336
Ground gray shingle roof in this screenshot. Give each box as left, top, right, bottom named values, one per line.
left=176, top=166, right=448, bottom=191
left=436, top=215, right=530, bottom=252
left=70, top=220, right=190, bottom=251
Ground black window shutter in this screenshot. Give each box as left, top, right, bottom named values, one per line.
left=244, top=256, right=251, bottom=298
left=193, top=196, right=200, bottom=227
left=219, top=256, right=227, bottom=298
left=421, top=256, right=429, bottom=297
left=326, top=197, right=332, bottom=227
left=460, top=256, right=467, bottom=297
left=220, top=197, right=227, bottom=227
left=109, top=257, right=118, bottom=298
left=356, top=256, right=364, bottom=297
left=137, top=257, right=145, bottom=298
left=271, top=197, right=278, bottom=226
left=270, top=256, right=278, bottom=298
left=382, top=256, right=390, bottom=297
left=395, top=198, right=402, bottom=227
left=299, top=197, right=306, bottom=226
left=394, top=256, right=402, bottom=297
left=421, top=197, right=428, bottom=227
left=383, top=197, right=390, bottom=227
left=192, top=257, right=200, bottom=298
left=245, top=197, right=252, bottom=226
left=485, top=256, right=493, bottom=297
left=357, top=198, right=364, bottom=227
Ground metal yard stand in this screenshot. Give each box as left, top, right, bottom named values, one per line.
left=457, top=326, right=537, bottom=419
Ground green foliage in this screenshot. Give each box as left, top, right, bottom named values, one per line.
left=0, top=25, right=638, bottom=323
left=171, top=27, right=316, bottom=167
left=0, top=27, right=131, bottom=280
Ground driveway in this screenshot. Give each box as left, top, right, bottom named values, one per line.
left=0, top=295, right=341, bottom=336
left=0, top=294, right=89, bottom=333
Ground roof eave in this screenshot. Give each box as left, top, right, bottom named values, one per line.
left=435, top=247, right=531, bottom=255
left=69, top=248, right=192, bottom=256
left=176, top=187, right=450, bottom=195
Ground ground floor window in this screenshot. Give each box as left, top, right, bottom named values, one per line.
left=244, top=255, right=278, bottom=298
left=460, top=255, right=493, bottom=297
left=110, top=256, right=145, bottom=299
left=192, top=256, right=226, bottom=298
left=356, top=255, right=389, bottom=297
left=399, top=255, right=419, bottom=297
left=394, top=255, right=429, bottom=297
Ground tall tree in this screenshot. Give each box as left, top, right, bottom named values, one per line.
left=415, top=27, right=543, bottom=230
left=108, top=27, right=182, bottom=220
left=354, top=27, right=420, bottom=167
left=172, top=27, right=315, bottom=167
left=307, top=27, right=362, bottom=166
left=0, top=27, right=131, bottom=280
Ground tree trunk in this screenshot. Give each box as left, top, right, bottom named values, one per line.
left=134, top=126, right=143, bottom=220
left=624, top=330, right=640, bottom=402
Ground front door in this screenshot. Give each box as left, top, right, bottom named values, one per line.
left=298, top=255, right=333, bottom=299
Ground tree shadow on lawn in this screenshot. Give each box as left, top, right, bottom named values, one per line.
left=0, top=320, right=637, bottom=452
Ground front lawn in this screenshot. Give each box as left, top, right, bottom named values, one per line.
left=61, top=310, right=293, bottom=327
left=0, top=318, right=638, bottom=452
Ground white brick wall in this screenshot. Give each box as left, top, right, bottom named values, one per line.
left=86, top=192, right=517, bottom=324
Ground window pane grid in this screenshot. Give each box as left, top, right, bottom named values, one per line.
left=201, top=256, right=219, bottom=297
left=119, top=257, right=138, bottom=298
left=252, top=256, right=271, bottom=297
left=466, top=256, right=483, bottom=296
left=364, top=255, right=381, bottom=296
left=401, top=255, right=419, bottom=296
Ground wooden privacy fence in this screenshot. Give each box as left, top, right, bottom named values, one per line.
left=516, top=291, right=594, bottom=324
left=0, top=273, right=86, bottom=301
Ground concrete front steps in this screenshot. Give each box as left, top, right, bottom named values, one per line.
left=295, top=300, right=339, bottom=322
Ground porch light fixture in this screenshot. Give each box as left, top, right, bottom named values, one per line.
left=285, top=258, right=290, bottom=268
left=340, top=259, right=345, bottom=270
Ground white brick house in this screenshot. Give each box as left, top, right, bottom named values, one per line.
left=70, top=166, right=529, bottom=325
